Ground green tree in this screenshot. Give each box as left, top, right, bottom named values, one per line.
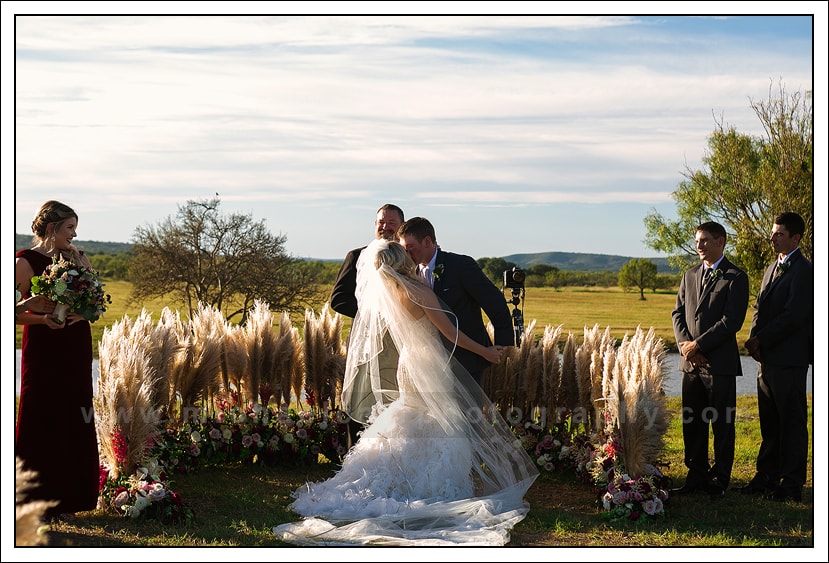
left=644, top=81, right=812, bottom=295
left=86, top=252, right=132, bottom=280
left=128, top=198, right=324, bottom=323
left=618, top=258, right=658, bottom=300
left=477, top=257, right=514, bottom=286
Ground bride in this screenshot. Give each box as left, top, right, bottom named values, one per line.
left=273, top=239, right=538, bottom=546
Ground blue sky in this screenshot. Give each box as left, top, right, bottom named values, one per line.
left=4, top=7, right=824, bottom=262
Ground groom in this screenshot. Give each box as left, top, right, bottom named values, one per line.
left=397, top=216, right=514, bottom=386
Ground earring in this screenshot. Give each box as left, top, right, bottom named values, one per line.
left=51, top=234, right=56, bottom=241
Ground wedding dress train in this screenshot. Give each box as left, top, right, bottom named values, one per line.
left=273, top=240, right=537, bottom=546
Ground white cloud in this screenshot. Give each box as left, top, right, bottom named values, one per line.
left=6, top=12, right=818, bottom=259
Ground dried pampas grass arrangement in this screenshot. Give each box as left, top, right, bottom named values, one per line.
left=93, top=300, right=668, bottom=482
left=303, top=303, right=346, bottom=412
left=15, top=457, right=56, bottom=546
left=243, top=300, right=278, bottom=406
left=605, top=326, right=668, bottom=476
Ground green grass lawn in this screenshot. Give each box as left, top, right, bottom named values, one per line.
left=42, top=395, right=814, bottom=547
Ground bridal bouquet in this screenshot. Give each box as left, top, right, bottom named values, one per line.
left=29, top=255, right=111, bottom=323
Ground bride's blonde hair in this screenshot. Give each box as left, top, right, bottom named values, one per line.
left=374, top=241, right=417, bottom=280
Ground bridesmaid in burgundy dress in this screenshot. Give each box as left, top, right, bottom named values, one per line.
left=15, top=200, right=100, bottom=519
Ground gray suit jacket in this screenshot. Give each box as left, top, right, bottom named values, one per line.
left=672, top=257, right=749, bottom=376
left=749, top=248, right=813, bottom=367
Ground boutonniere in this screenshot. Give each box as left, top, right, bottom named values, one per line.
left=432, top=263, right=445, bottom=281
left=708, top=268, right=723, bottom=281
left=778, top=261, right=790, bottom=273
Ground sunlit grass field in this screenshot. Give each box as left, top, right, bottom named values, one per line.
left=16, top=280, right=753, bottom=356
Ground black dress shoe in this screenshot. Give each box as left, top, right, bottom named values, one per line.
left=670, top=484, right=700, bottom=495
left=706, top=483, right=726, bottom=499
left=737, top=482, right=771, bottom=495
left=767, top=488, right=802, bottom=503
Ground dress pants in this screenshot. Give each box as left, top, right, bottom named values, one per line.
left=681, top=371, right=736, bottom=488
left=755, top=364, right=808, bottom=494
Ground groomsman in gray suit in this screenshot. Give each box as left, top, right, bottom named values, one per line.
left=671, top=221, right=749, bottom=499
left=742, top=212, right=813, bottom=503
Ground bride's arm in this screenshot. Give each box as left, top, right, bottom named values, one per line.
left=411, top=285, right=501, bottom=364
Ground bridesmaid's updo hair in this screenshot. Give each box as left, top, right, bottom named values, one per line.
left=31, top=200, right=78, bottom=243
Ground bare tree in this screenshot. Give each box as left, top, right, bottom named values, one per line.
left=129, top=198, right=324, bottom=323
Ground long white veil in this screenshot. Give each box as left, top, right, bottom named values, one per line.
left=277, top=239, right=538, bottom=545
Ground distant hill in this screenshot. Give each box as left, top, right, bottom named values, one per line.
left=15, top=234, right=677, bottom=272
left=503, top=251, right=678, bottom=274
left=15, top=234, right=132, bottom=255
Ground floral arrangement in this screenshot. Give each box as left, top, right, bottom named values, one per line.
left=777, top=261, right=790, bottom=274
left=511, top=414, right=670, bottom=523
left=98, top=426, right=194, bottom=523
left=29, top=255, right=111, bottom=322
left=512, top=422, right=575, bottom=474
left=150, top=390, right=349, bottom=475
left=707, top=267, right=723, bottom=281
left=98, top=462, right=194, bottom=523
left=586, top=435, right=670, bottom=522
left=596, top=465, right=670, bottom=522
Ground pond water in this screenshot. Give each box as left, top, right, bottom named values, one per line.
left=15, top=351, right=812, bottom=398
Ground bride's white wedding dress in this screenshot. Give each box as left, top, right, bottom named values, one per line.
left=273, top=240, right=538, bottom=546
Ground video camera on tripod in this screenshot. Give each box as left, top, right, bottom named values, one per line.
left=503, top=266, right=525, bottom=346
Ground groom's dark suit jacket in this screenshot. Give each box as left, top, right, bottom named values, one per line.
left=672, top=257, right=749, bottom=376
left=750, top=247, right=813, bottom=366
left=431, top=249, right=513, bottom=377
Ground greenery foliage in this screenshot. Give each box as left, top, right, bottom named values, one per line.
left=618, top=258, right=659, bottom=300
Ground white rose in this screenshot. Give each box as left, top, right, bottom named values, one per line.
left=134, top=495, right=151, bottom=512
left=190, top=430, right=202, bottom=443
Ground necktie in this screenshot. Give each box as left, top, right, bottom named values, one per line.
left=773, top=263, right=783, bottom=280
left=420, top=265, right=432, bottom=288
left=700, top=267, right=708, bottom=294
